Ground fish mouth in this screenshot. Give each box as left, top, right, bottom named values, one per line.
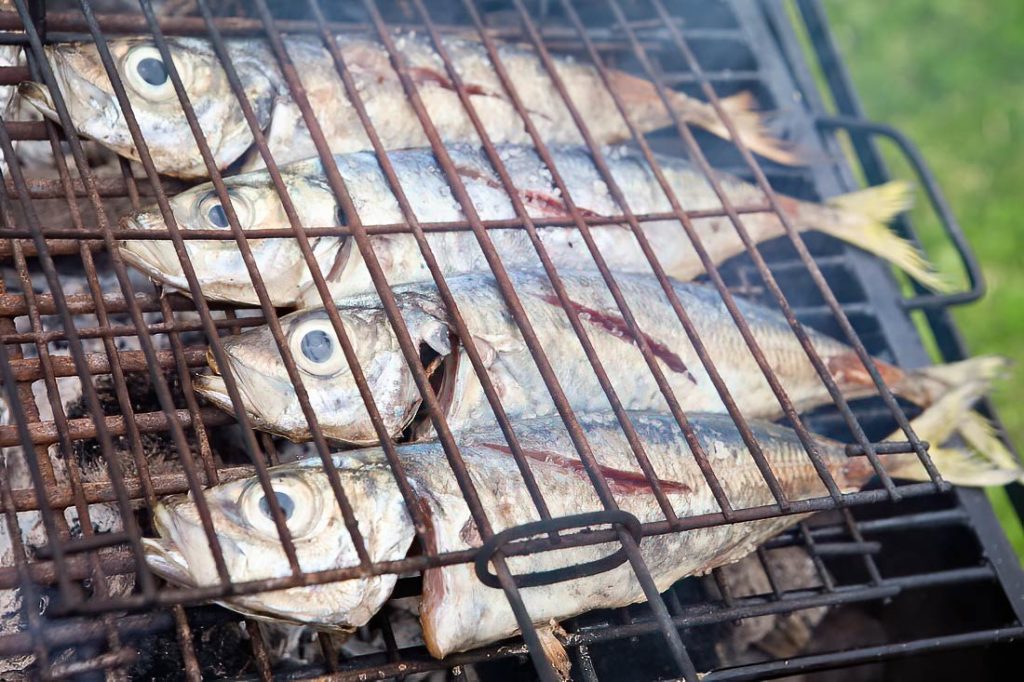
left=118, top=212, right=192, bottom=292
left=143, top=536, right=196, bottom=587
left=195, top=366, right=337, bottom=443
left=192, top=372, right=234, bottom=413
left=119, top=238, right=182, bottom=283
left=193, top=348, right=251, bottom=417
left=193, top=368, right=262, bottom=429
left=146, top=500, right=248, bottom=588
left=18, top=46, right=71, bottom=122
left=144, top=503, right=197, bottom=588
left=17, top=81, right=58, bottom=121
left=193, top=357, right=287, bottom=438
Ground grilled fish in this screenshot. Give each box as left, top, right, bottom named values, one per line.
left=143, top=395, right=1021, bottom=658
left=118, top=144, right=942, bottom=307
left=192, top=270, right=1002, bottom=449
left=18, top=32, right=794, bottom=180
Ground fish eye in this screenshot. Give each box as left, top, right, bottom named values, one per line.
left=289, top=317, right=348, bottom=377
left=259, top=490, right=294, bottom=521
left=300, top=329, right=332, bottom=363
left=123, top=45, right=179, bottom=101
left=137, top=57, right=168, bottom=86
left=241, top=474, right=321, bottom=540
left=198, top=191, right=250, bottom=230
left=208, top=203, right=228, bottom=228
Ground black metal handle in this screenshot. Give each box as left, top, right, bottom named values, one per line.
left=816, top=115, right=985, bottom=309
left=474, top=510, right=643, bottom=589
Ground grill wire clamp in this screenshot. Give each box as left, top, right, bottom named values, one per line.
left=474, top=510, right=644, bottom=589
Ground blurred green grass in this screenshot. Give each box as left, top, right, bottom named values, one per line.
left=821, top=1, right=1024, bottom=558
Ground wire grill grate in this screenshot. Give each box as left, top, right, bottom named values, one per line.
left=0, top=0, right=1019, bottom=679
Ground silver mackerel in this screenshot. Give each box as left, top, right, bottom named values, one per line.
left=193, top=270, right=1001, bottom=448
left=20, top=31, right=795, bottom=179
left=119, top=144, right=940, bottom=306
left=143, top=404, right=1020, bottom=661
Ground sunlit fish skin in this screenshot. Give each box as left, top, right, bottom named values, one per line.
left=118, top=143, right=938, bottom=307
left=143, top=406, right=1016, bottom=658
left=192, top=270, right=994, bottom=445
left=18, top=31, right=794, bottom=180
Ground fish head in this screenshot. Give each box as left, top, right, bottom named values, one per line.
left=19, top=37, right=277, bottom=178
left=193, top=298, right=449, bottom=444
left=144, top=453, right=415, bottom=629
left=118, top=159, right=340, bottom=306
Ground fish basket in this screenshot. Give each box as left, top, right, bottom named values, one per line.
left=0, top=0, right=1021, bottom=680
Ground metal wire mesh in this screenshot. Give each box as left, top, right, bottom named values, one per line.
left=0, top=0, right=1019, bottom=679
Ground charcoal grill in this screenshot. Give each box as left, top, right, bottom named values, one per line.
left=0, top=0, right=1021, bottom=679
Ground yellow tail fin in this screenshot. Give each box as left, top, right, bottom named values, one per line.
left=881, top=382, right=1023, bottom=487
left=820, top=181, right=953, bottom=293
left=606, top=68, right=800, bottom=165
left=957, top=409, right=1022, bottom=473
left=709, top=91, right=803, bottom=166
left=896, top=355, right=1010, bottom=406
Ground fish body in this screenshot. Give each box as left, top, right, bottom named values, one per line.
left=20, top=32, right=792, bottom=180
left=120, top=144, right=929, bottom=307
left=193, top=270, right=971, bottom=445
left=142, top=410, right=932, bottom=657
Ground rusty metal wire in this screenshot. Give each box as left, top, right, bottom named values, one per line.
left=0, top=0, right=1017, bottom=679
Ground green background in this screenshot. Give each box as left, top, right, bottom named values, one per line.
left=820, top=1, right=1024, bottom=556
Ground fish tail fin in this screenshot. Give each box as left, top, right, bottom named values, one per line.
left=679, top=90, right=802, bottom=165
left=880, top=381, right=1024, bottom=487
left=815, top=181, right=952, bottom=293
left=894, top=355, right=1011, bottom=406
left=606, top=70, right=799, bottom=165
left=708, top=90, right=802, bottom=164
left=958, top=409, right=1024, bottom=472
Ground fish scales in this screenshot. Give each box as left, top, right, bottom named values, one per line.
left=142, top=411, right=895, bottom=659
left=421, top=414, right=843, bottom=657
left=146, top=376, right=1021, bottom=661
left=21, top=32, right=794, bottom=180
left=193, top=269, right=969, bottom=446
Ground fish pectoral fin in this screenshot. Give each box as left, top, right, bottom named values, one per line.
left=473, top=331, right=525, bottom=357
left=267, top=94, right=300, bottom=137
left=467, top=334, right=497, bottom=368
